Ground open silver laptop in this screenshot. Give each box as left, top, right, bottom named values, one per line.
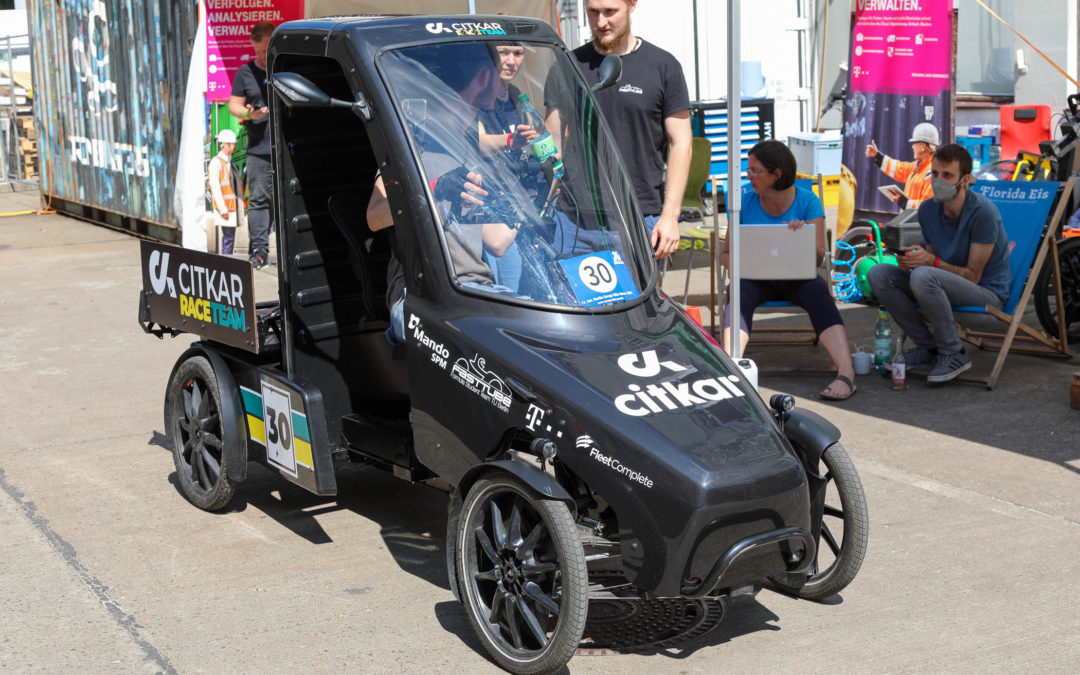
left=738, top=223, right=818, bottom=280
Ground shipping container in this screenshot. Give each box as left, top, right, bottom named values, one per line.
left=28, top=0, right=197, bottom=241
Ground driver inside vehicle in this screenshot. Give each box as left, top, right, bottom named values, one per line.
left=371, top=39, right=648, bottom=334
left=367, top=59, right=527, bottom=344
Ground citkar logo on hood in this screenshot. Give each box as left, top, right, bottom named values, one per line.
left=614, top=349, right=746, bottom=417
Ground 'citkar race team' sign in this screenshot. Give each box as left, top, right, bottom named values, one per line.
left=140, top=241, right=258, bottom=352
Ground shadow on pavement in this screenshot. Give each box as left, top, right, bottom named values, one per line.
left=727, top=303, right=1080, bottom=475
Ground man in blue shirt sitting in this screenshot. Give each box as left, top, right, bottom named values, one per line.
left=869, top=143, right=1010, bottom=383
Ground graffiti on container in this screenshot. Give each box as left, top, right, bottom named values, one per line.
left=68, top=137, right=151, bottom=177
left=70, top=0, right=117, bottom=115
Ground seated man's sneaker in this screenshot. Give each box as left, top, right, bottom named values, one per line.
left=888, top=346, right=937, bottom=369
left=927, top=349, right=971, bottom=383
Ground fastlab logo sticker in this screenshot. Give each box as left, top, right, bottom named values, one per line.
left=425, top=21, right=506, bottom=36
left=409, top=313, right=450, bottom=369
left=578, top=435, right=653, bottom=488
left=614, top=349, right=746, bottom=417
left=451, top=354, right=512, bottom=413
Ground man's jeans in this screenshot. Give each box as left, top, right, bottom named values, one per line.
left=868, top=264, right=1004, bottom=354
left=246, top=154, right=273, bottom=257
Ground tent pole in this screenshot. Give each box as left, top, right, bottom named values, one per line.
left=727, top=0, right=742, bottom=358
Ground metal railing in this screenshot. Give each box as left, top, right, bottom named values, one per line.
left=0, top=33, right=36, bottom=184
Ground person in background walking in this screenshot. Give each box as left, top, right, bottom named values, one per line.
left=865, top=122, right=940, bottom=209
left=207, top=129, right=241, bottom=255
left=229, top=20, right=275, bottom=270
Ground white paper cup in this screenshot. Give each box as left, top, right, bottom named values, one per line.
left=852, top=351, right=872, bottom=375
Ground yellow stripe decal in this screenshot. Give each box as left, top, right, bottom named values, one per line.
left=294, top=438, right=313, bottom=469
left=247, top=414, right=266, bottom=445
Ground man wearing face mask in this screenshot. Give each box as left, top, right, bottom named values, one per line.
left=868, top=143, right=1010, bottom=383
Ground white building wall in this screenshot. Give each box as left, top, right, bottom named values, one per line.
left=1013, top=0, right=1074, bottom=112
left=564, top=0, right=812, bottom=140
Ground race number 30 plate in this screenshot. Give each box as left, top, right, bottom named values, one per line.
left=261, top=382, right=297, bottom=477
left=559, top=250, right=638, bottom=306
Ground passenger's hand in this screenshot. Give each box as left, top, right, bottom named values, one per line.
left=247, top=104, right=269, bottom=121
left=787, top=219, right=807, bottom=232
left=651, top=214, right=681, bottom=259
left=512, top=124, right=539, bottom=147
left=865, top=140, right=879, bottom=158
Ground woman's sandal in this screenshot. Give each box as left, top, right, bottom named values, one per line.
left=819, top=374, right=857, bottom=401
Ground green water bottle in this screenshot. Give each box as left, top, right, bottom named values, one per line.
left=874, top=308, right=891, bottom=367
left=517, top=93, right=564, bottom=179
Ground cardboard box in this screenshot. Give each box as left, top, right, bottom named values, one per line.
left=789, top=132, right=843, bottom=176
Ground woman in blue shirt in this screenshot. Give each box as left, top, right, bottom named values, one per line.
left=721, top=140, right=856, bottom=400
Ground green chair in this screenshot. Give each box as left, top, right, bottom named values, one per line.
left=681, top=137, right=713, bottom=220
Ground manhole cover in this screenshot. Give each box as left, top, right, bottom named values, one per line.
left=577, top=595, right=726, bottom=654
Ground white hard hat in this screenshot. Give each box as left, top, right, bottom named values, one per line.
left=216, top=129, right=237, bottom=144
left=909, top=122, right=940, bottom=146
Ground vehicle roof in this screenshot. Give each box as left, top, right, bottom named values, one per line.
left=275, top=13, right=561, bottom=50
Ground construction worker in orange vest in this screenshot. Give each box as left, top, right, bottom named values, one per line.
left=208, top=129, right=240, bottom=254
left=865, top=122, right=940, bottom=210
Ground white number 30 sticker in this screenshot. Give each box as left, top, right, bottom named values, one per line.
left=577, top=256, right=617, bottom=293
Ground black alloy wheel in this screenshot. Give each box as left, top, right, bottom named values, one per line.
left=771, top=442, right=869, bottom=601
left=165, top=356, right=236, bottom=511
left=1034, top=236, right=1080, bottom=344
left=456, top=474, right=588, bottom=674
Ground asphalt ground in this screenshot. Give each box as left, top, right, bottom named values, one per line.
left=2, top=189, right=1079, bottom=672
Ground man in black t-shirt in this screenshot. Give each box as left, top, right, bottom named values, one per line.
left=229, top=21, right=275, bottom=270
left=546, top=0, right=691, bottom=260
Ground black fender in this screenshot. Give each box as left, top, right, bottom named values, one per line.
left=446, top=460, right=575, bottom=602
left=782, top=408, right=842, bottom=546
left=167, top=344, right=249, bottom=482
left=782, top=409, right=841, bottom=478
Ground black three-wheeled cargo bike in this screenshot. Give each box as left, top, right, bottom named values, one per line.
left=139, top=15, right=867, bottom=674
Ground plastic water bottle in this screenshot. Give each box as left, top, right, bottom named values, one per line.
left=891, top=337, right=907, bottom=390
left=874, top=308, right=891, bottom=367
left=517, top=93, right=564, bottom=179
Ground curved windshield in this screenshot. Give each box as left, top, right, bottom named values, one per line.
left=378, top=40, right=653, bottom=308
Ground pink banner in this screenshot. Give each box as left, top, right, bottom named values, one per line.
left=206, top=0, right=305, bottom=103
left=850, top=0, right=953, bottom=97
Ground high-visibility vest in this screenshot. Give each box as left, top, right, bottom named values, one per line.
left=216, top=156, right=236, bottom=212
left=879, top=155, right=934, bottom=209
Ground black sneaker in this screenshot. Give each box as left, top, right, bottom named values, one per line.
left=927, top=350, right=971, bottom=383
left=887, top=346, right=937, bottom=369
left=250, top=253, right=268, bottom=271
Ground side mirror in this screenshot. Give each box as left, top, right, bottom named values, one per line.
left=272, top=72, right=350, bottom=109
left=591, top=55, right=622, bottom=92
left=272, top=71, right=371, bottom=120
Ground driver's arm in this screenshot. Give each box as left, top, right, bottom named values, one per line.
left=481, top=222, right=519, bottom=257
left=367, top=175, right=394, bottom=232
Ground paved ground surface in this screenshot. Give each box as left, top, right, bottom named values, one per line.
left=2, top=189, right=1079, bottom=673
